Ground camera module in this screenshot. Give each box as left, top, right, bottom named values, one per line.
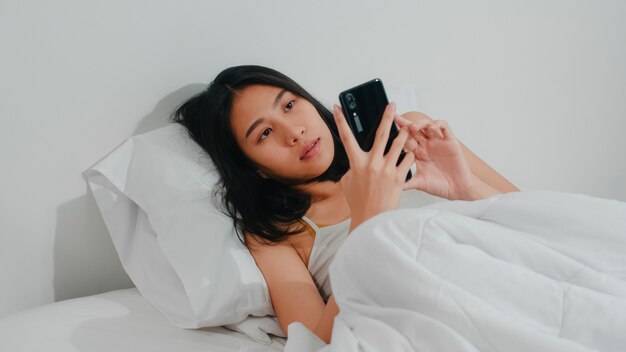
left=345, top=93, right=357, bottom=109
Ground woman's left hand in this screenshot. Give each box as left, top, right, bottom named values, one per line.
left=332, top=102, right=416, bottom=232
left=394, top=114, right=483, bottom=200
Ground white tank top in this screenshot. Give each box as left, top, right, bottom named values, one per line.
left=299, top=190, right=446, bottom=301
left=301, top=215, right=351, bottom=302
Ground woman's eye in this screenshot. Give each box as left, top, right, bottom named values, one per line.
left=285, top=100, right=294, bottom=112
left=259, top=128, right=272, bottom=141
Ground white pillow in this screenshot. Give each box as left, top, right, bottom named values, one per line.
left=82, top=123, right=274, bottom=328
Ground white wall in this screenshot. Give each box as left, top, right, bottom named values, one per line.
left=1, top=0, right=625, bottom=318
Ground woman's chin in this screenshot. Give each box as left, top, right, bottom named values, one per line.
left=269, top=154, right=334, bottom=185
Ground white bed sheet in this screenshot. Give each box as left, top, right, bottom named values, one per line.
left=0, top=288, right=286, bottom=352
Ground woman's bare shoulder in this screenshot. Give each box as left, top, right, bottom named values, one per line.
left=245, top=225, right=315, bottom=266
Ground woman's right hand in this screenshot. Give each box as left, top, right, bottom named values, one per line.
left=332, top=102, right=415, bottom=233
left=393, top=114, right=500, bottom=201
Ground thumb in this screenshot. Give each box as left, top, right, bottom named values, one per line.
left=403, top=173, right=425, bottom=191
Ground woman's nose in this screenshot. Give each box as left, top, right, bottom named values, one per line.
left=288, top=125, right=305, bottom=144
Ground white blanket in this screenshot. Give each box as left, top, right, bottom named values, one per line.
left=284, top=190, right=626, bottom=352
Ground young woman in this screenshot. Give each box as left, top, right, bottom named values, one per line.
left=172, top=65, right=519, bottom=343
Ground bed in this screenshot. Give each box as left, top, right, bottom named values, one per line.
left=0, top=287, right=286, bottom=352
left=2, top=189, right=625, bottom=352
left=4, top=111, right=623, bottom=351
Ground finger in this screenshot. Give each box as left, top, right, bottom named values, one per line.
left=405, top=119, right=431, bottom=144
left=433, top=120, right=454, bottom=140
left=401, top=158, right=426, bottom=191
left=394, top=116, right=419, bottom=152
left=397, top=115, right=431, bottom=134
left=332, top=104, right=363, bottom=161
left=414, top=131, right=428, bottom=148
left=386, top=127, right=410, bottom=167
left=393, top=114, right=413, bottom=128
left=403, top=138, right=418, bottom=154
left=397, top=150, right=415, bottom=183
left=422, top=121, right=443, bottom=138
left=432, top=120, right=449, bottom=139
left=370, top=102, right=397, bottom=157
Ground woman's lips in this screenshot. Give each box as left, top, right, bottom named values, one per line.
left=300, top=138, right=320, bottom=160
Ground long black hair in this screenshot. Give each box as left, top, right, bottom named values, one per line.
left=171, top=65, right=349, bottom=246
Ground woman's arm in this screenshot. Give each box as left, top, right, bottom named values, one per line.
left=313, top=294, right=339, bottom=342
left=458, top=140, right=519, bottom=193
left=246, top=235, right=336, bottom=343
left=401, top=112, right=519, bottom=193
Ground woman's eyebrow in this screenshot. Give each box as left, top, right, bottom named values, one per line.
left=245, top=117, right=266, bottom=140
left=273, top=89, right=288, bottom=107
left=244, top=89, right=288, bottom=140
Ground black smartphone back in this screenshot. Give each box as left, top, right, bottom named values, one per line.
left=338, top=78, right=412, bottom=181
left=338, top=78, right=391, bottom=152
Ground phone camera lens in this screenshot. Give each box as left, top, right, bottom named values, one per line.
left=346, top=93, right=357, bottom=109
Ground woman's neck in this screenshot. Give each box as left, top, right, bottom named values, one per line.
left=297, top=180, right=350, bottom=225
left=296, top=180, right=343, bottom=203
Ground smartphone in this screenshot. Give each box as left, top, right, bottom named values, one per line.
left=338, top=78, right=412, bottom=181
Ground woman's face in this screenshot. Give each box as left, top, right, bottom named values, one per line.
left=230, top=84, right=335, bottom=184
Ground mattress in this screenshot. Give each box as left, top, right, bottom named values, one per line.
left=0, top=288, right=286, bottom=352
